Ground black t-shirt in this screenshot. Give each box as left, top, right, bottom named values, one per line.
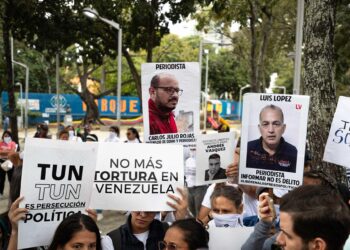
left=246, top=137, right=297, bottom=173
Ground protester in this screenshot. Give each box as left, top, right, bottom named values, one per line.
left=0, top=158, right=22, bottom=250
left=48, top=213, right=102, bottom=250
left=277, top=185, right=350, bottom=249
left=33, top=123, right=51, bottom=139
left=148, top=73, right=182, bottom=135
left=58, top=129, right=69, bottom=140
left=8, top=204, right=102, bottom=250
left=159, top=218, right=209, bottom=250
left=208, top=185, right=244, bottom=228
left=125, top=127, right=142, bottom=143
left=0, top=131, right=17, bottom=198
left=242, top=185, right=350, bottom=250
left=102, top=188, right=189, bottom=250
left=83, top=121, right=96, bottom=142
left=66, top=125, right=83, bottom=142
left=199, top=147, right=259, bottom=226
left=2, top=116, right=9, bottom=131
left=105, top=126, right=121, bottom=142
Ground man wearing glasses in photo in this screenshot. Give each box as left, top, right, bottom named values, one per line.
left=148, top=73, right=183, bottom=135
left=246, top=104, right=298, bottom=172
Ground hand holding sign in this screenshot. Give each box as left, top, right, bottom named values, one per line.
left=258, top=192, right=276, bottom=223
left=167, top=187, right=189, bottom=220
left=8, top=196, right=28, bottom=250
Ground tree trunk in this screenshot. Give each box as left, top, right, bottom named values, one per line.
left=79, top=75, right=103, bottom=125
left=2, top=0, right=19, bottom=144
left=304, top=0, right=345, bottom=182
left=248, top=0, right=259, bottom=92
left=258, top=6, right=273, bottom=92
left=123, top=47, right=142, bottom=104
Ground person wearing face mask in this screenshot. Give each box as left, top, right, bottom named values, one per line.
left=105, top=126, right=121, bottom=143
left=0, top=131, right=17, bottom=198
left=65, top=125, right=82, bottom=142
left=208, top=185, right=244, bottom=228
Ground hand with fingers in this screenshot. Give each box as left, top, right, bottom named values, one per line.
left=8, top=196, right=28, bottom=250
left=226, top=147, right=240, bottom=182
left=167, top=187, right=189, bottom=220
left=86, top=208, right=98, bottom=222
left=258, top=192, right=276, bottom=223
left=9, top=196, right=28, bottom=233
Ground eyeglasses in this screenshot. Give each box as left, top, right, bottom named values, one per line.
left=158, top=241, right=179, bottom=250
left=155, top=87, right=183, bottom=96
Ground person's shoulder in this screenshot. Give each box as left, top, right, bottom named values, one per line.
left=281, top=138, right=297, bottom=153
left=248, top=138, right=260, bottom=147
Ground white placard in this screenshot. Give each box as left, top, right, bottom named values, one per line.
left=18, top=138, right=97, bottom=249
left=141, top=62, right=200, bottom=146
left=90, top=143, right=184, bottom=211
left=239, top=93, right=309, bottom=190
left=208, top=226, right=254, bottom=250
left=195, top=132, right=236, bottom=185
left=323, top=96, right=350, bottom=167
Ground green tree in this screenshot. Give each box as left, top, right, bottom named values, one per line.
left=194, top=0, right=296, bottom=93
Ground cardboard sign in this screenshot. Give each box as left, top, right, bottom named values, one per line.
left=208, top=226, right=254, bottom=250
left=239, top=93, right=309, bottom=190
left=323, top=96, right=350, bottom=167
left=89, top=143, right=184, bottom=211
left=195, top=132, right=236, bottom=185
left=18, top=138, right=97, bottom=249
left=141, top=62, right=200, bottom=146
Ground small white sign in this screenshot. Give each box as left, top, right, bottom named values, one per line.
left=18, top=138, right=97, bottom=249
left=195, top=132, right=236, bottom=185
left=323, top=96, right=350, bottom=167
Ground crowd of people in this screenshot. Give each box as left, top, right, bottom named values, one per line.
left=0, top=122, right=349, bottom=250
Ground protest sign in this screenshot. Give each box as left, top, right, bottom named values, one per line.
left=141, top=62, right=200, bottom=146
left=239, top=93, right=309, bottom=190
left=195, top=132, right=236, bottom=185
left=18, top=138, right=97, bottom=249
left=90, top=142, right=184, bottom=211
left=323, top=96, right=350, bottom=167
left=208, top=226, right=254, bottom=250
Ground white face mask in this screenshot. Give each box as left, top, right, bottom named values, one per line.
left=68, top=131, right=75, bottom=137
left=4, top=137, right=11, bottom=144
left=109, top=132, right=117, bottom=138
left=212, top=213, right=243, bottom=228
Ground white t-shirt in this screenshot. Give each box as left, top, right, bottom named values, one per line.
left=184, top=156, right=196, bottom=187
left=101, top=231, right=150, bottom=250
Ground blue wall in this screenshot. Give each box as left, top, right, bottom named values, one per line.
left=1, top=92, right=240, bottom=124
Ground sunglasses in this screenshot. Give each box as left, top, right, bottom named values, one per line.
left=158, top=241, right=178, bottom=250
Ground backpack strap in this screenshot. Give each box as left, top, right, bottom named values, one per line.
left=107, top=227, right=122, bottom=250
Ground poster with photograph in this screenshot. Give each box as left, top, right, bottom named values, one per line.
left=141, top=62, right=200, bottom=145
left=195, top=132, right=236, bottom=185
left=89, top=142, right=184, bottom=211
left=18, top=138, right=97, bottom=249
left=239, top=93, right=309, bottom=190
left=323, top=96, right=350, bottom=167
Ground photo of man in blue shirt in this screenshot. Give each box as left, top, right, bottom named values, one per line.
left=247, top=104, right=298, bottom=172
